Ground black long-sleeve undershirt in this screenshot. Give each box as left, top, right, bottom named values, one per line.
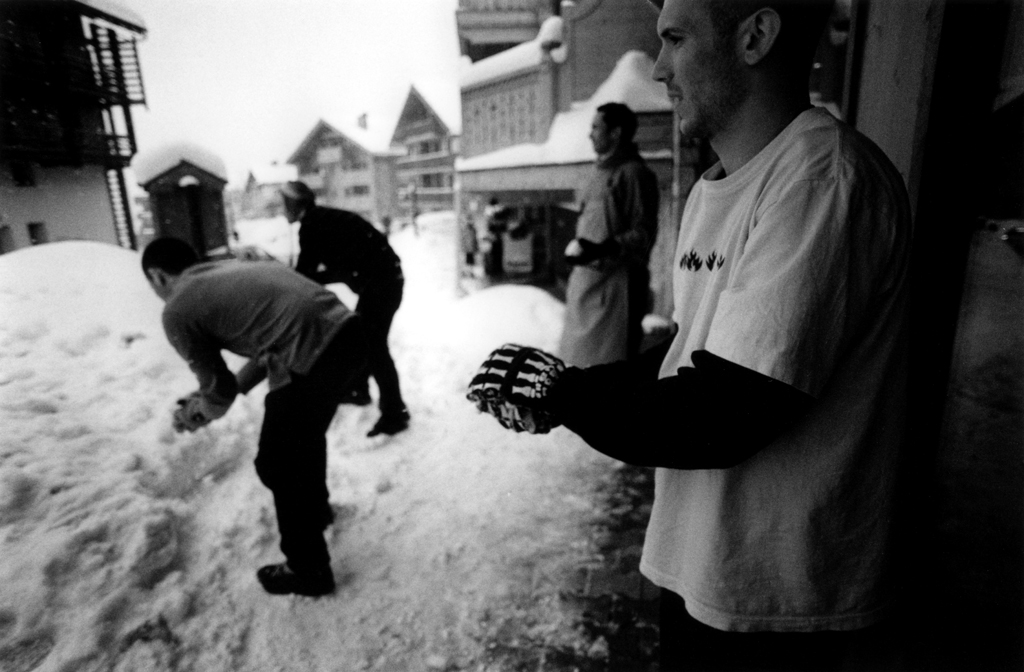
left=546, top=341, right=813, bottom=470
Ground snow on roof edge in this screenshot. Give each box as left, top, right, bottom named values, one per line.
left=460, top=39, right=544, bottom=91
left=456, top=51, right=671, bottom=172
left=76, top=0, right=147, bottom=33
left=132, top=142, right=228, bottom=185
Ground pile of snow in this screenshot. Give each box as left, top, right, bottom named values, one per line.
left=0, top=215, right=615, bottom=670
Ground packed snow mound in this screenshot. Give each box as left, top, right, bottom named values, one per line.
left=132, top=141, right=229, bottom=185
left=444, top=284, right=565, bottom=360
left=0, top=240, right=162, bottom=344
left=0, top=221, right=616, bottom=671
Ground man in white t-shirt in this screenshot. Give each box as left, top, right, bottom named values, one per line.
left=467, top=0, right=912, bottom=669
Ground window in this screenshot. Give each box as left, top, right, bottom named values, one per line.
left=344, top=185, right=370, bottom=196
left=0, top=226, right=13, bottom=254
left=27, top=222, right=48, bottom=245
left=420, top=173, right=446, bottom=188
left=10, top=162, right=35, bottom=187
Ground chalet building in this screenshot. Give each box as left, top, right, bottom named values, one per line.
left=240, top=162, right=298, bottom=220
left=0, top=0, right=147, bottom=254
left=390, top=86, right=459, bottom=218
left=454, top=0, right=675, bottom=292
left=287, top=117, right=402, bottom=227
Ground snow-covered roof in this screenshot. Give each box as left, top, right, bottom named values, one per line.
left=457, top=51, right=671, bottom=172
left=408, top=82, right=463, bottom=137
left=75, top=0, right=146, bottom=33
left=132, top=142, right=229, bottom=185
left=247, top=163, right=298, bottom=186
left=460, top=38, right=544, bottom=91
left=320, top=115, right=404, bottom=156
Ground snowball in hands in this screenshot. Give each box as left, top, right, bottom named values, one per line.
left=172, top=391, right=228, bottom=433
left=564, top=239, right=584, bottom=259
left=466, top=344, right=565, bottom=434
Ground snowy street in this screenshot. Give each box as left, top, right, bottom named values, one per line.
left=0, top=214, right=644, bottom=672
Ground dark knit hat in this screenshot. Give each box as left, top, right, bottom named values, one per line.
left=280, top=180, right=315, bottom=203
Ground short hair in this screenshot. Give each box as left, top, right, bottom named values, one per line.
left=717, top=1, right=833, bottom=68
left=280, top=180, right=316, bottom=205
left=141, top=237, right=198, bottom=275
left=596, top=102, right=639, bottom=143
left=649, top=0, right=834, bottom=70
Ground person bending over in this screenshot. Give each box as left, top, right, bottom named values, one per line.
left=143, top=237, right=369, bottom=597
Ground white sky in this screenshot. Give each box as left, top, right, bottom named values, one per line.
left=122, top=0, right=464, bottom=186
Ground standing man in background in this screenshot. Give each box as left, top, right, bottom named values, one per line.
left=142, top=237, right=368, bottom=597
left=282, top=181, right=410, bottom=437
left=468, top=0, right=912, bottom=669
left=558, top=102, right=660, bottom=367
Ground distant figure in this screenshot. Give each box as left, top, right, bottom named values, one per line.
left=142, top=237, right=368, bottom=597
left=482, top=198, right=510, bottom=277
left=558, top=102, right=659, bottom=367
left=380, top=215, right=392, bottom=237
left=281, top=181, right=410, bottom=437
left=462, top=217, right=480, bottom=272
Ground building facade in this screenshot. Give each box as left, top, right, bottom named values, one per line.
left=240, top=163, right=299, bottom=220
left=390, top=87, right=459, bottom=218
left=287, top=118, right=402, bottom=227
left=454, top=0, right=677, bottom=294
left=0, top=0, right=147, bottom=254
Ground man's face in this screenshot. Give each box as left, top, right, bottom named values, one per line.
left=653, top=0, right=748, bottom=141
left=589, top=112, right=619, bottom=155
left=282, top=196, right=305, bottom=224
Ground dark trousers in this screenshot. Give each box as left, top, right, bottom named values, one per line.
left=254, top=317, right=368, bottom=573
left=659, top=589, right=902, bottom=672
left=352, top=277, right=406, bottom=417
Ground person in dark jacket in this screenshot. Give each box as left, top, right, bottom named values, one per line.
left=282, top=181, right=410, bottom=437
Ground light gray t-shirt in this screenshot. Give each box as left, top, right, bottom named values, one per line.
left=163, top=260, right=353, bottom=409
left=641, top=108, right=912, bottom=632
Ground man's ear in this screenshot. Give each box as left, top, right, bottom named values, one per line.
left=146, top=267, right=168, bottom=289
left=738, top=7, right=782, bottom=66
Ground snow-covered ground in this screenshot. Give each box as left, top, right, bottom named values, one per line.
left=0, top=213, right=619, bottom=671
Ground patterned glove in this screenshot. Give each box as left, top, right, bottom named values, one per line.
left=466, top=344, right=566, bottom=434
left=172, top=391, right=229, bottom=433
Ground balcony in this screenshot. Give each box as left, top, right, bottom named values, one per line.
left=456, top=0, right=548, bottom=61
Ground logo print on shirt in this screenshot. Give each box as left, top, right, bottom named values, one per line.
left=680, top=249, right=725, bottom=272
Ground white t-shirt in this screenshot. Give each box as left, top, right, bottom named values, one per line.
left=640, top=108, right=912, bottom=632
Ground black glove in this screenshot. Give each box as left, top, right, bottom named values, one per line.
left=564, top=238, right=618, bottom=266
left=466, top=344, right=566, bottom=433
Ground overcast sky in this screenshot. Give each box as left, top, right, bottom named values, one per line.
left=120, top=0, right=464, bottom=186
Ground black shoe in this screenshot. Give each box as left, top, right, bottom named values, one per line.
left=340, top=388, right=373, bottom=406
left=256, top=563, right=335, bottom=597
left=367, top=409, right=410, bottom=437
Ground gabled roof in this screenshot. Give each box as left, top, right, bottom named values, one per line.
left=456, top=51, right=671, bottom=172
left=247, top=163, right=298, bottom=186
left=75, top=0, right=147, bottom=33
left=390, top=86, right=451, bottom=145
left=287, top=117, right=403, bottom=166
left=132, top=141, right=228, bottom=185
